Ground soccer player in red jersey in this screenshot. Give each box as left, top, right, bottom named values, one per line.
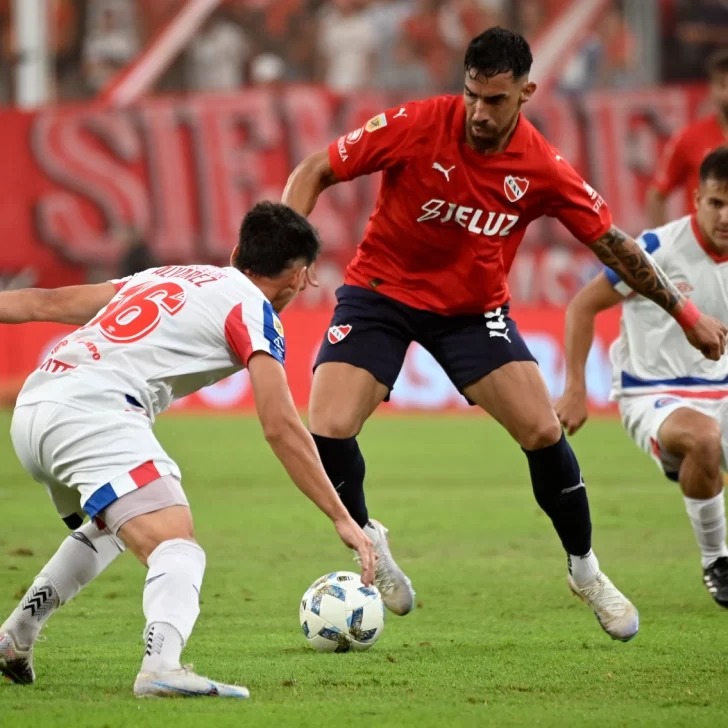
left=647, top=50, right=728, bottom=227
left=283, top=28, right=727, bottom=641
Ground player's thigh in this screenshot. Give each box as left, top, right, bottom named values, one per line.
left=26, top=403, right=182, bottom=524
left=657, top=403, right=723, bottom=463
left=424, top=308, right=559, bottom=449
left=11, top=403, right=85, bottom=528
left=310, top=285, right=413, bottom=437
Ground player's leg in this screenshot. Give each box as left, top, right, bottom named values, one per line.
left=645, top=403, right=728, bottom=606
left=309, top=285, right=415, bottom=615
left=1, top=405, right=126, bottom=685
left=426, top=308, right=638, bottom=641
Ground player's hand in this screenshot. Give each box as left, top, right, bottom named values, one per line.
left=333, top=515, right=376, bottom=586
left=301, top=263, right=319, bottom=290
left=684, top=314, right=728, bottom=361
left=555, top=387, right=589, bottom=436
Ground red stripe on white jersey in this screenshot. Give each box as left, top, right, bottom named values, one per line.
left=224, top=302, right=254, bottom=366
left=659, top=389, right=728, bottom=400
left=129, top=460, right=162, bottom=487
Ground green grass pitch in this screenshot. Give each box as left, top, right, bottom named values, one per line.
left=1, top=412, right=728, bottom=727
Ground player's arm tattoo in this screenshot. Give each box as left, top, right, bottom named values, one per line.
left=590, top=225, right=682, bottom=312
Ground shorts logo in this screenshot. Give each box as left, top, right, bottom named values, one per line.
left=346, top=128, right=364, bottom=144
left=654, top=397, right=679, bottom=409
left=328, top=325, right=352, bottom=344
left=365, top=113, right=387, bottom=132
left=504, top=175, right=529, bottom=202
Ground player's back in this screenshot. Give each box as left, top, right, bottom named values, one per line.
left=16, top=264, right=285, bottom=418
left=330, top=95, right=610, bottom=315
left=610, top=215, right=728, bottom=398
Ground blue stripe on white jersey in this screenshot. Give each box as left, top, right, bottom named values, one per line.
left=262, top=300, right=285, bottom=364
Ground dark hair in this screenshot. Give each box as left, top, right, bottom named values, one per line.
left=233, top=201, right=320, bottom=277
left=464, top=27, right=533, bottom=80
left=700, top=146, right=728, bottom=185
left=707, top=48, right=728, bottom=77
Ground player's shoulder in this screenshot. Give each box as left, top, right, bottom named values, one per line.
left=638, top=215, right=693, bottom=254
left=675, top=113, right=720, bottom=143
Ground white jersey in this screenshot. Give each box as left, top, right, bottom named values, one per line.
left=608, top=215, right=728, bottom=400
left=16, top=265, right=286, bottom=420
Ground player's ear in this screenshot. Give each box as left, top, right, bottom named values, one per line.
left=521, top=82, right=537, bottom=104
left=229, top=243, right=240, bottom=267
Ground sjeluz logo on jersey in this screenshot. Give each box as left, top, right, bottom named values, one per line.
left=654, top=397, right=680, bottom=409
left=504, top=176, right=529, bottom=202
left=417, top=199, right=519, bottom=237
left=328, top=325, right=352, bottom=344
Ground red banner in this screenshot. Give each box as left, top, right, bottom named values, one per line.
left=0, top=306, right=621, bottom=411
left=0, top=84, right=711, bottom=303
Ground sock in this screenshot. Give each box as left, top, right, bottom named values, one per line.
left=2, top=521, right=125, bottom=648
left=684, top=492, right=728, bottom=569
left=141, top=538, right=206, bottom=674
left=523, top=433, right=592, bottom=557
left=568, top=550, right=600, bottom=585
left=312, top=434, right=369, bottom=527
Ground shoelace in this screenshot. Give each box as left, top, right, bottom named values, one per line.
left=580, top=577, right=627, bottom=616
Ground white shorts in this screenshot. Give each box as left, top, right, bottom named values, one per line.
left=618, top=394, right=728, bottom=480
left=11, top=401, right=182, bottom=527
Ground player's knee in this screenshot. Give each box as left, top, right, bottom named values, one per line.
left=308, top=402, right=365, bottom=439
left=518, top=417, right=563, bottom=451
left=685, top=419, right=723, bottom=466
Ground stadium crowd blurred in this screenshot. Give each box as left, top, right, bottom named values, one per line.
left=0, top=0, right=725, bottom=103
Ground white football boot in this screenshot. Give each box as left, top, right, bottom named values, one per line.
left=568, top=572, right=639, bottom=642
left=353, top=519, right=415, bottom=616
left=0, top=630, right=35, bottom=684
left=134, top=665, right=249, bottom=699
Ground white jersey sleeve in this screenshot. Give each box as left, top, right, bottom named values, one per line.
left=603, top=230, right=665, bottom=297
left=224, top=296, right=286, bottom=367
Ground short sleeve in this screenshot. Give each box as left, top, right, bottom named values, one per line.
left=546, top=153, right=613, bottom=244
left=604, top=230, right=662, bottom=297
left=224, top=298, right=285, bottom=367
left=328, top=102, right=420, bottom=181
left=652, top=130, right=688, bottom=196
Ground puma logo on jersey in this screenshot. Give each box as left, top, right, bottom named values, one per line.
left=394, top=107, right=407, bottom=118
left=417, top=199, right=519, bottom=237
left=433, top=162, right=455, bottom=181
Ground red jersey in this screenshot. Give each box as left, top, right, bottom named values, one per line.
left=328, top=95, right=612, bottom=315
left=652, top=114, right=727, bottom=212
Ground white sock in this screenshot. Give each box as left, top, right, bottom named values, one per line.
left=684, top=492, right=728, bottom=569
left=1, top=521, right=125, bottom=648
left=140, top=539, right=206, bottom=674
left=568, top=549, right=600, bottom=585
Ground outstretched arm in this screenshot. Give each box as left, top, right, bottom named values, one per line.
left=247, top=352, right=375, bottom=585
left=0, top=282, right=117, bottom=326
left=282, top=149, right=339, bottom=218
left=589, top=226, right=727, bottom=360
left=555, top=272, right=624, bottom=435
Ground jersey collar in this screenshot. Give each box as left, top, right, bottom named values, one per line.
left=691, top=215, right=728, bottom=263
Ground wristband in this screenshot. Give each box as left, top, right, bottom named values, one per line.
left=674, top=299, right=701, bottom=330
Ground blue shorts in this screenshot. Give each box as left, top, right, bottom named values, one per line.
left=314, top=285, right=537, bottom=403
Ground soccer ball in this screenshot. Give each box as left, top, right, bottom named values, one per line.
left=299, top=571, right=385, bottom=653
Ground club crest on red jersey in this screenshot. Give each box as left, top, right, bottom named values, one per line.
left=346, top=128, right=364, bottom=144
left=504, top=175, right=529, bottom=203
left=328, top=325, right=352, bottom=344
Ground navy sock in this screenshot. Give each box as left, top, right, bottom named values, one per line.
left=311, top=434, right=369, bottom=528
left=523, top=433, right=592, bottom=556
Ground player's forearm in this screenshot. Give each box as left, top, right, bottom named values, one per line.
left=646, top=186, right=668, bottom=228
left=563, top=300, right=596, bottom=393
left=282, top=151, right=337, bottom=217
left=589, top=226, right=685, bottom=315
left=0, top=289, right=57, bottom=324
left=265, top=418, right=350, bottom=523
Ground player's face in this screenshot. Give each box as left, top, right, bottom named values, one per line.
left=271, top=264, right=307, bottom=312
left=696, top=178, right=728, bottom=250
left=463, top=70, right=536, bottom=151
left=710, top=71, right=728, bottom=118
